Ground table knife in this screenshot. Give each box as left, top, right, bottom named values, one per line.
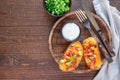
left=82, top=0, right=115, bottom=57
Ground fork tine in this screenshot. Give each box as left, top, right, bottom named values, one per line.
left=77, top=9, right=85, bottom=22
left=78, top=9, right=87, bottom=21
left=76, top=9, right=85, bottom=22
left=75, top=9, right=83, bottom=22
left=75, top=9, right=88, bottom=23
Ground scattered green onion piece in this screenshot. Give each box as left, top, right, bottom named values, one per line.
left=66, top=61, right=72, bottom=66
left=72, top=55, right=77, bottom=59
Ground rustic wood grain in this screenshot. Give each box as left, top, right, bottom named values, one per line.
left=0, top=0, right=120, bottom=80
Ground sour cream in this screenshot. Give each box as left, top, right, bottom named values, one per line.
left=61, top=23, right=80, bottom=42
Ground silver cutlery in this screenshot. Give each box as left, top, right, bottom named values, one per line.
left=82, top=1, right=115, bottom=57
left=75, top=9, right=113, bottom=63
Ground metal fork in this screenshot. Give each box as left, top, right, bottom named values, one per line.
left=75, top=9, right=95, bottom=37
left=75, top=9, right=113, bottom=63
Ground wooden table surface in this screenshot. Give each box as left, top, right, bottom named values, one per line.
left=0, top=0, right=120, bottom=80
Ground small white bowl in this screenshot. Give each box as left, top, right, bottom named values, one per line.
left=61, top=22, right=81, bottom=42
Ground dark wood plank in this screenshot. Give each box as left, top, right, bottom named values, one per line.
left=0, top=0, right=120, bottom=80
left=0, top=54, right=98, bottom=80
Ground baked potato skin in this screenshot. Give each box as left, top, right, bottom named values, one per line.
left=83, top=37, right=102, bottom=70
left=59, top=41, right=83, bottom=71
left=59, top=37, right=102, bottom=71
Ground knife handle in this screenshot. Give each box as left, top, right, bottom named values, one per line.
left=98, top=43, right=113, bottom=63
left=104, top=39, right=115, bottom=57
left=98, top=31, right=115, bottom=57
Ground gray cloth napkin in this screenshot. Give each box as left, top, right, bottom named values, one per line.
left=93, top=0, right=120, bottom=80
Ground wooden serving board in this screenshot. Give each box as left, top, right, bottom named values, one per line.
left=48, top=11, right=112, bottom=73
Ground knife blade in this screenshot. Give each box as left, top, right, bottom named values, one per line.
left=82, top=0, right=115, bottom=57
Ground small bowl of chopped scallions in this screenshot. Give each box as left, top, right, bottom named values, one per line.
left=44, top=0, right=71, bottom=17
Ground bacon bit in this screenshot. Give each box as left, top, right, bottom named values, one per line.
left=88, top=49, right=92, bottom=53
left=90, top=56, right=95, bottom=60
left=70, top=61, right=76, bottom=67
left=89, top=41, right=94, bottom=46
left=86, top=53, right=91, bottom=57
left=90, top=50, right=94, bottom=53
left=77, top=54, right=80, bottom=57
left=85, top=46, right=89, bottom=49
left=62, top=55, right=66, bottom=59
left=90, top=62, right=94, bottom=66
left=66, top=56, right=70, bottom=59
left=68, top=50, right=74, bottom=56
left=63, top=52, right=67, bottom=56
left=75, top=47, right=80, bottom=51
left=63, top=52, right=69, bottom=57
left=84, top=48, right=86, bottom=51
left=90, top=60, right=95, bottom=65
